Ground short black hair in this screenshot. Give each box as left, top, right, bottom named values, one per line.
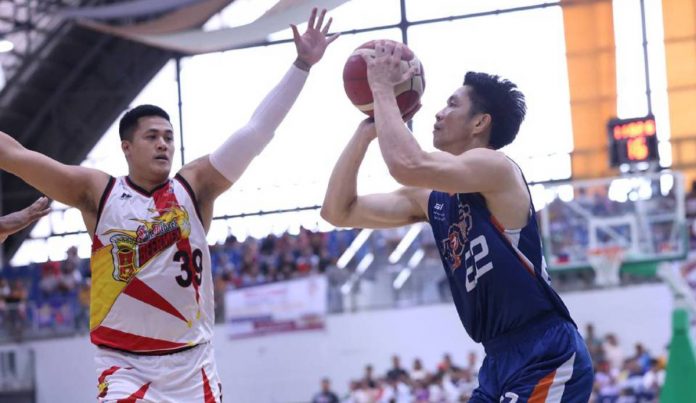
left=118, top=104, right=170, bottom=141
left=463, top=72, right=526, bottom=150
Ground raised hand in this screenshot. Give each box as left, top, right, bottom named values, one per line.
left=291, top=8, right=340, bottom=70
left=364, top=40, right=418, bottom=93
left=0, top=196, right=51, bottom=242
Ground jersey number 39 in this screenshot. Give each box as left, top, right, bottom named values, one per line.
left=174, top=248, right=203, bottom=288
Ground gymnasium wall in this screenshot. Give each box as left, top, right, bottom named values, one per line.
left=12, top=283, right=673, bottom=403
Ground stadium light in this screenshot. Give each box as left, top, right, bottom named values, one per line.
left=355, top=253, right=374, bottom=275
left=336, top=229, right=373, bottom=269
left=393, top=249, right=425, bottom=290
left=388, top=223, right=424, bottom=264
left=0, top=38, right=14, bottom=53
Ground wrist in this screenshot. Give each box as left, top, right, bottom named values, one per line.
left=293, top=57, right=311, bottom=72
left=371, top=85, right=394, bottom=97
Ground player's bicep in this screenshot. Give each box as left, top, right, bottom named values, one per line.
left=5, top=149, right=107, bottom=211
left=342, top=187, right=429, bottom=229
left=406, top=149, right=516, bottom=195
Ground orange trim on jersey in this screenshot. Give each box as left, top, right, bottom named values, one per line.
left=529, top=369, right=556, bottom=403
left=202, top=368, right=216, bottom=403
left=489, top=214, right=535, bottom=277
left=116, top=382, right=151, bottom=403
left=92, top=325, right=191, bottom=352
left=123, top=277, right=189, bottom=324
left=90, top=244, right=128, bottom=330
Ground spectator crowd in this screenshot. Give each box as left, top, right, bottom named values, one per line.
left=0, top=227, right=357, bottom=341
left=314, top=323, right=667, bottom=403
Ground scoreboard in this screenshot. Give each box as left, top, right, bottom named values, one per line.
left=608, top=115, right=659, bottom=167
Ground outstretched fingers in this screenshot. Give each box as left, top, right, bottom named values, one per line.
left=290, top=24, right=300, bottom=42
left=321, top=17, right=333, bottom=35
left=315, top=8, right=326, bottom=31
left=307, top=7, right=317, bottom=30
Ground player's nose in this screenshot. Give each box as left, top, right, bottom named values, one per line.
left=155, top=137, right=168, bottom=150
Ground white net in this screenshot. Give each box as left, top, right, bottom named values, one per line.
left=588, top=246, right=624, bottom=287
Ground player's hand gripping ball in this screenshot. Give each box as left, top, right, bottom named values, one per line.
left=343, top=39, right=425, bottom=118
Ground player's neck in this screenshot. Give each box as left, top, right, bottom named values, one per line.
left=126, top=173, right=169, bottom=194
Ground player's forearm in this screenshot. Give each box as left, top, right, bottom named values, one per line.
left=0, top=131, right=27, bottom=172
left=372, top=90, right=427, bottom=183
left=209, top=63, right=309, bottom=184
left=321, top=131, right=371, bottom=226
left=0, top=212, right=24, bottom=235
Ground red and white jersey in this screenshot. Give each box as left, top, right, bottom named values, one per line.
left=89, top=175, right=213, bottom=353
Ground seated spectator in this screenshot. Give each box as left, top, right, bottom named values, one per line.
left=75, top=281, right=91, bottom=332
left=0, top=277, right=10, bottom=315
left=5, top=280, right=28, bottom=341
left=454, top=368, right=477, bottom=400
left=379, top=376, right=411, bottom=403
left=642, top=358, right=664, bottom=399
left=410, top=358, right=429, bottom=383
left=585, top=323, right=605, bottom=364
left=411, top=379, right=429, bottom=402
left=386, top=355, right=409, bottom=382
left=362, top=364, right=377, bottom=389
left=594, top=360, right=620, bottom=402
left=240, top=263, right=265, bottom=287
left=603, top=333, right=625, bottom=373
left=39, top=259, right=61, bottom=298
left=436, top=353, right=462, bottom=379
left=58, top=247, right=83, bottom=294
left=630, top=343, right=651, bottom=374
left=311, top=377, right=339, bottom=403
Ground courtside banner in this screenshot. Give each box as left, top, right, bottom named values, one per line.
left=224, top=275, right=327, bottom=338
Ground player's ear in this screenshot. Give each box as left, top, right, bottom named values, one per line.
left=121, top=140, right=131, bottom=157
left=474, top=113, right=492, bottom=133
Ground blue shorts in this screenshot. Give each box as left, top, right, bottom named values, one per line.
left=471, top=314, right=594, bottom=403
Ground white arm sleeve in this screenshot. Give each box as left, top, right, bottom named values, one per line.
left=209, top=64, right=309, bottom=183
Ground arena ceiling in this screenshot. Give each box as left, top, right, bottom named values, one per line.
left=0, top=1, right=182, bottom=259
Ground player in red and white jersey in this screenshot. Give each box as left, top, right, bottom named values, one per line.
left=0, top=8, right=338, bottom=402
left=90, top=175, right=215, bottom=352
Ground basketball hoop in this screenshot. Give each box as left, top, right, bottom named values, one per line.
left=588, top=246, right=624, bottom=287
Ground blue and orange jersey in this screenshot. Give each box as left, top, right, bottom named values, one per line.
left=428, top=187, right=574, bottom=345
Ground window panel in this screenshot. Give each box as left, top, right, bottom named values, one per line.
left=405, top=0, right=548, bottom=22
left=408, top=7, right=573, bottom=182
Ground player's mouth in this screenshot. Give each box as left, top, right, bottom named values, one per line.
left=154, top=155, right=169, bottom=162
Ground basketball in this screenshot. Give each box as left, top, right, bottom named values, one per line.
left=342, top=39, right=425, bottom=117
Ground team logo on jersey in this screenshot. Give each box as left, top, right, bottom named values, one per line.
left=104, top=206, right=191, bottom=282
left=441, top=203, right=473, bottom=270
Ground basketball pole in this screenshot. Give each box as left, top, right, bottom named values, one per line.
left=660, top=308, right=696, bottom=402
left=658, top=263, right=696, bottom=402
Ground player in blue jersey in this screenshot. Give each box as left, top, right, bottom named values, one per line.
left=322, top=40, right=593, bottom=402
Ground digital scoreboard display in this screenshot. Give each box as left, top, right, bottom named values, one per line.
left=608, top=115, right=659, bottom=167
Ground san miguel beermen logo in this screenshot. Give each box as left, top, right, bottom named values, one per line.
left=442, top=203, right=473, bottom=271
left=104, top=206, right=191, bottom=282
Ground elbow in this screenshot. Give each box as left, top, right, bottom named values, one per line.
left=320, top=205, right=346, bottom=227
left=387, top=158, right=422, bottom=187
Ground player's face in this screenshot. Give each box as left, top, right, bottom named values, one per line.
left=433, top=86, right=481, bottom=153
left=122, top=116, right=175, bottom=181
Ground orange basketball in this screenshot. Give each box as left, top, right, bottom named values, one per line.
left=342, top=39, right=425, bottom=117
